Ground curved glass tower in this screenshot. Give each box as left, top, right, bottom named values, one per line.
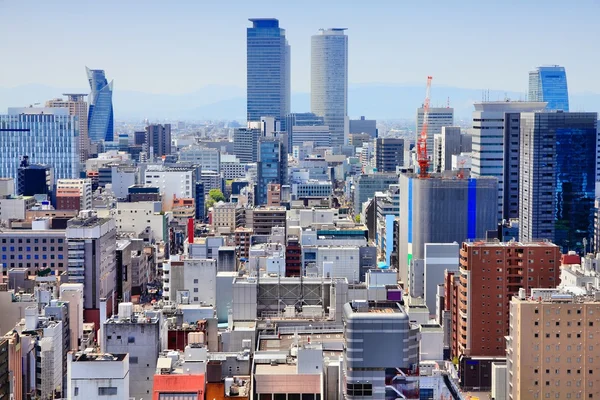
left=86, top=67, right=114, bottom=142
left=311, top=28, right=348, bottom=148
left=528, top=65, right=569, bottom=111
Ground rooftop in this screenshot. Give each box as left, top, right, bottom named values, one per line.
left=72, top=352, right=127, bottom=362
left=463, top=240, right=557, bottom=248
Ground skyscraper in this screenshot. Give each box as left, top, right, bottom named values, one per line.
left=256, top=135, right=287, bottom=205
left=375, top=138, right=404, bottom=172
left=46, top=94, right=89, bottom=162
left=528, top=65, right=569, bottom=111
left=247, top=19, right=290, bottom=124
left=519, top=111, right=598, bottom=252
left=416, top=107, right=454, bottom=167
left=0, top=108, right=79, bottom=185
left=86, top=67, right=114, bottom=142
left=311, top=28, right=348, bottom=148
left=145, top=124, right=172, bottom=157
left=471, top=101, right=547, bottom=221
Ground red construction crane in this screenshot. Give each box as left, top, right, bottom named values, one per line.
left=417, top=76, right=433, bottom=178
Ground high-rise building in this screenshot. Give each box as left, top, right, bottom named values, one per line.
left=519, top=112, right=598, bottom=252
left=471, top=102, right=547, bottom=221
left=46, top=94, right=90, bottom=162
left=528, top=65, right=569, bottom=111
left=233, top=127, right=261, bottom=163
left=144, top=165, right=198, bottom=211
left=247, top=18, right=290, bottom=123
left=86, top=67, right=114, bottom=142
left=449, top=241, right=561, bottom=362
left=397, top=173, right=498, bottom=285
left=349, top=116, right=377, bottom=138
left=256, top=136, right=286, bottom=205
left=17, top=156, right=53, bottom=197
left=439, top=127, right=463, bottom=172
left=416, top=107, right=454, bottom=165
left=285, top=112, right=331, bottom=150
left=352, top=173, right=398, bottom=214
left=145, top=124, right=172, bottom=157
left=507, top=288, right=600, bottom=400
left=66, top=211, right=117, bottom=327
left=311, top=28, right=348, bottom=148
left=0, top=108, right=79, bottom=185
left=375, top=138, right=404, bottom=172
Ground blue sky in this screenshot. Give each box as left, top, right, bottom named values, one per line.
left=1, top=0, right=598, bottom=94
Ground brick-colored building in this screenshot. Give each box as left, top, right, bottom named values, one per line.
left=449, top=241, right=561, bottom=359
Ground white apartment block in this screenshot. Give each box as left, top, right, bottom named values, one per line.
left=212, top=201, right=238, bottom=233
left=221, top=161, right=247, bottom=180
left=178, top=145, right=221, bottom=172
left=67, top=352, right=130, bottom=400
left=163, top=255, right=217, bottom=306
left=145, top=165, right=196, bottom=211
left=115, top=201, right=169, bottom=241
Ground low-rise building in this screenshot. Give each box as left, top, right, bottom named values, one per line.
left=67, top=352, right=130, bottom=400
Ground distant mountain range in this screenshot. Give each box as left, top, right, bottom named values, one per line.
left=1, top=83, right=599, bottom=121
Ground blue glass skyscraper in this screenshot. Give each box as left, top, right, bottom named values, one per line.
left=256, top=136, right=286, bottom=205
left=528, top=65, right=569, bottom=111
left=247, top=19, right=290, bottom=124
left=86, top=67, right=114, bottom=142
left=519, top=112, right=597, bottom=252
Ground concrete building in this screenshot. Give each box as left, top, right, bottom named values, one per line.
left=397, top=173, right=498, bottom=286
left=343, top=301, right=419, bottom=399
left=66, top=211, right=117, bottom=327
left=109, top=165, right=137, bottom=199
left=114, top=201, right=168, bottom=241
left=375, top=138, right=404, bottom=172
left=450, top=241, right=561, bottom=360
left=17, top=160, right=53, bottom=197
left=311, top=28, right=348, bottom=148
left=421, top=243, right=459, bottom=315
left=233, top=128, right=261, bottom=163
left=507, top=288, right=600, bottom=400
left=152, top=341, right=207, bottom=400
left=439, top=127, right=463, bottom=172
left=246, top=207, right=287, bottom=236
left=349, top=116, right=377, bottom=138
left=144, top=165, right=197, bottom=211
left=46, top=94, right=89, bottom=162
left=212, top=201, right=240, bottom=233
left=416, top=107, right=453, bottom=166
left=519, top=111, right=598, bottom=253
left=146, top=124, right=172, bottom=158
left=103, top=306, right=166, bottom=400
left=0, top=194, right=36, bottom=221
left=179, top=146, right=221, bottom=173
left=163, top=256, right=217, bottom=306
left=352, top=173, right=398, bottom=214
left=471, top=101, right=547, bottom=221
left=56, top=179, right=93, bottom=211
left=67, top=352, right=129, bottom=400
left=60, top=283, right=85, bottom=351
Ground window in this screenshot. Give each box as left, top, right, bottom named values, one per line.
left=98, top=387, right=118, bottom=396
left=128, top=336, right=135, bottom=344
left=193, top=279, right=198, bottom=284
left=74, top=387, right=79, bottom=396
left=130, top=356, right=138, bottom=364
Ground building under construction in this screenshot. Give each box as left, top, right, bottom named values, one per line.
left=397, top=172, right=498, bottom=285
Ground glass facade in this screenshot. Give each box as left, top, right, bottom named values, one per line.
left=311, top=29, right=348, bottom=147
left=519, top=112, right=597, bottom=252
left=528, top=66, right=569, bottom=111
left=256, top=138, right=285, bottom=205
left=0, top=109, right=79, bottom=185
left=247, top=19, right=290, bottom=123
left=86, top=67, right=114, bottom=142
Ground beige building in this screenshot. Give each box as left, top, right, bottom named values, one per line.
left=56, top=179, right=93, bottom=211
left=46, top=94, right=89, bottom=162
left=507, top=288, right=600, bottom=400
left=212, top=201, right=238, bottom=233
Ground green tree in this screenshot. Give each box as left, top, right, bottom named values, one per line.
left=205, top=189, right=226, bottom=209
left=354, top=215, right=361, bottom=223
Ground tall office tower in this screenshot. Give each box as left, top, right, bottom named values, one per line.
left=66, top=211, right=117, bottom=328
left=352, top=173, right=398, bottom=214
left=311, top=28, right=348, bottom=148
left=439, top=127, right=462, bottom=172
left=507, top=288, right=600, bottom=400
left=285, top=112, right=330, bottom=150
left=0, top=108, right=79, bottom=185
left=349, top=116, right=377, bottom=138
left=86, top=67, right=114, bottom=142
left=375, top=138, right=404, bottom=172
left=46, top=94, right=90, bottom=162
left=397, top=173, right=498, bottom=286
left=416, top=107, right=453, bottom=165
left=233, top=127, right=261, bottom=163
left=145, top=124, right=172, bottom=157
left=519, top=112, right=598, bottom=252
left=17, top=156, right=53, bottom=196
left=256, top=136, right=286, bottom=205
left=449, top=242, right=560, bottom=362
left=247, top=19, right=290, bottom=124
left=528, top=65, right=569, bottom=111
left=471, top=101, right=547, bottom=221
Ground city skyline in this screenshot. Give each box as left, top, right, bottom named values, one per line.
left=1, top=0, right=599, bottom=95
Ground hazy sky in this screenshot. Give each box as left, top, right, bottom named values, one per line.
left=1, top=0, right=599, bottom=94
